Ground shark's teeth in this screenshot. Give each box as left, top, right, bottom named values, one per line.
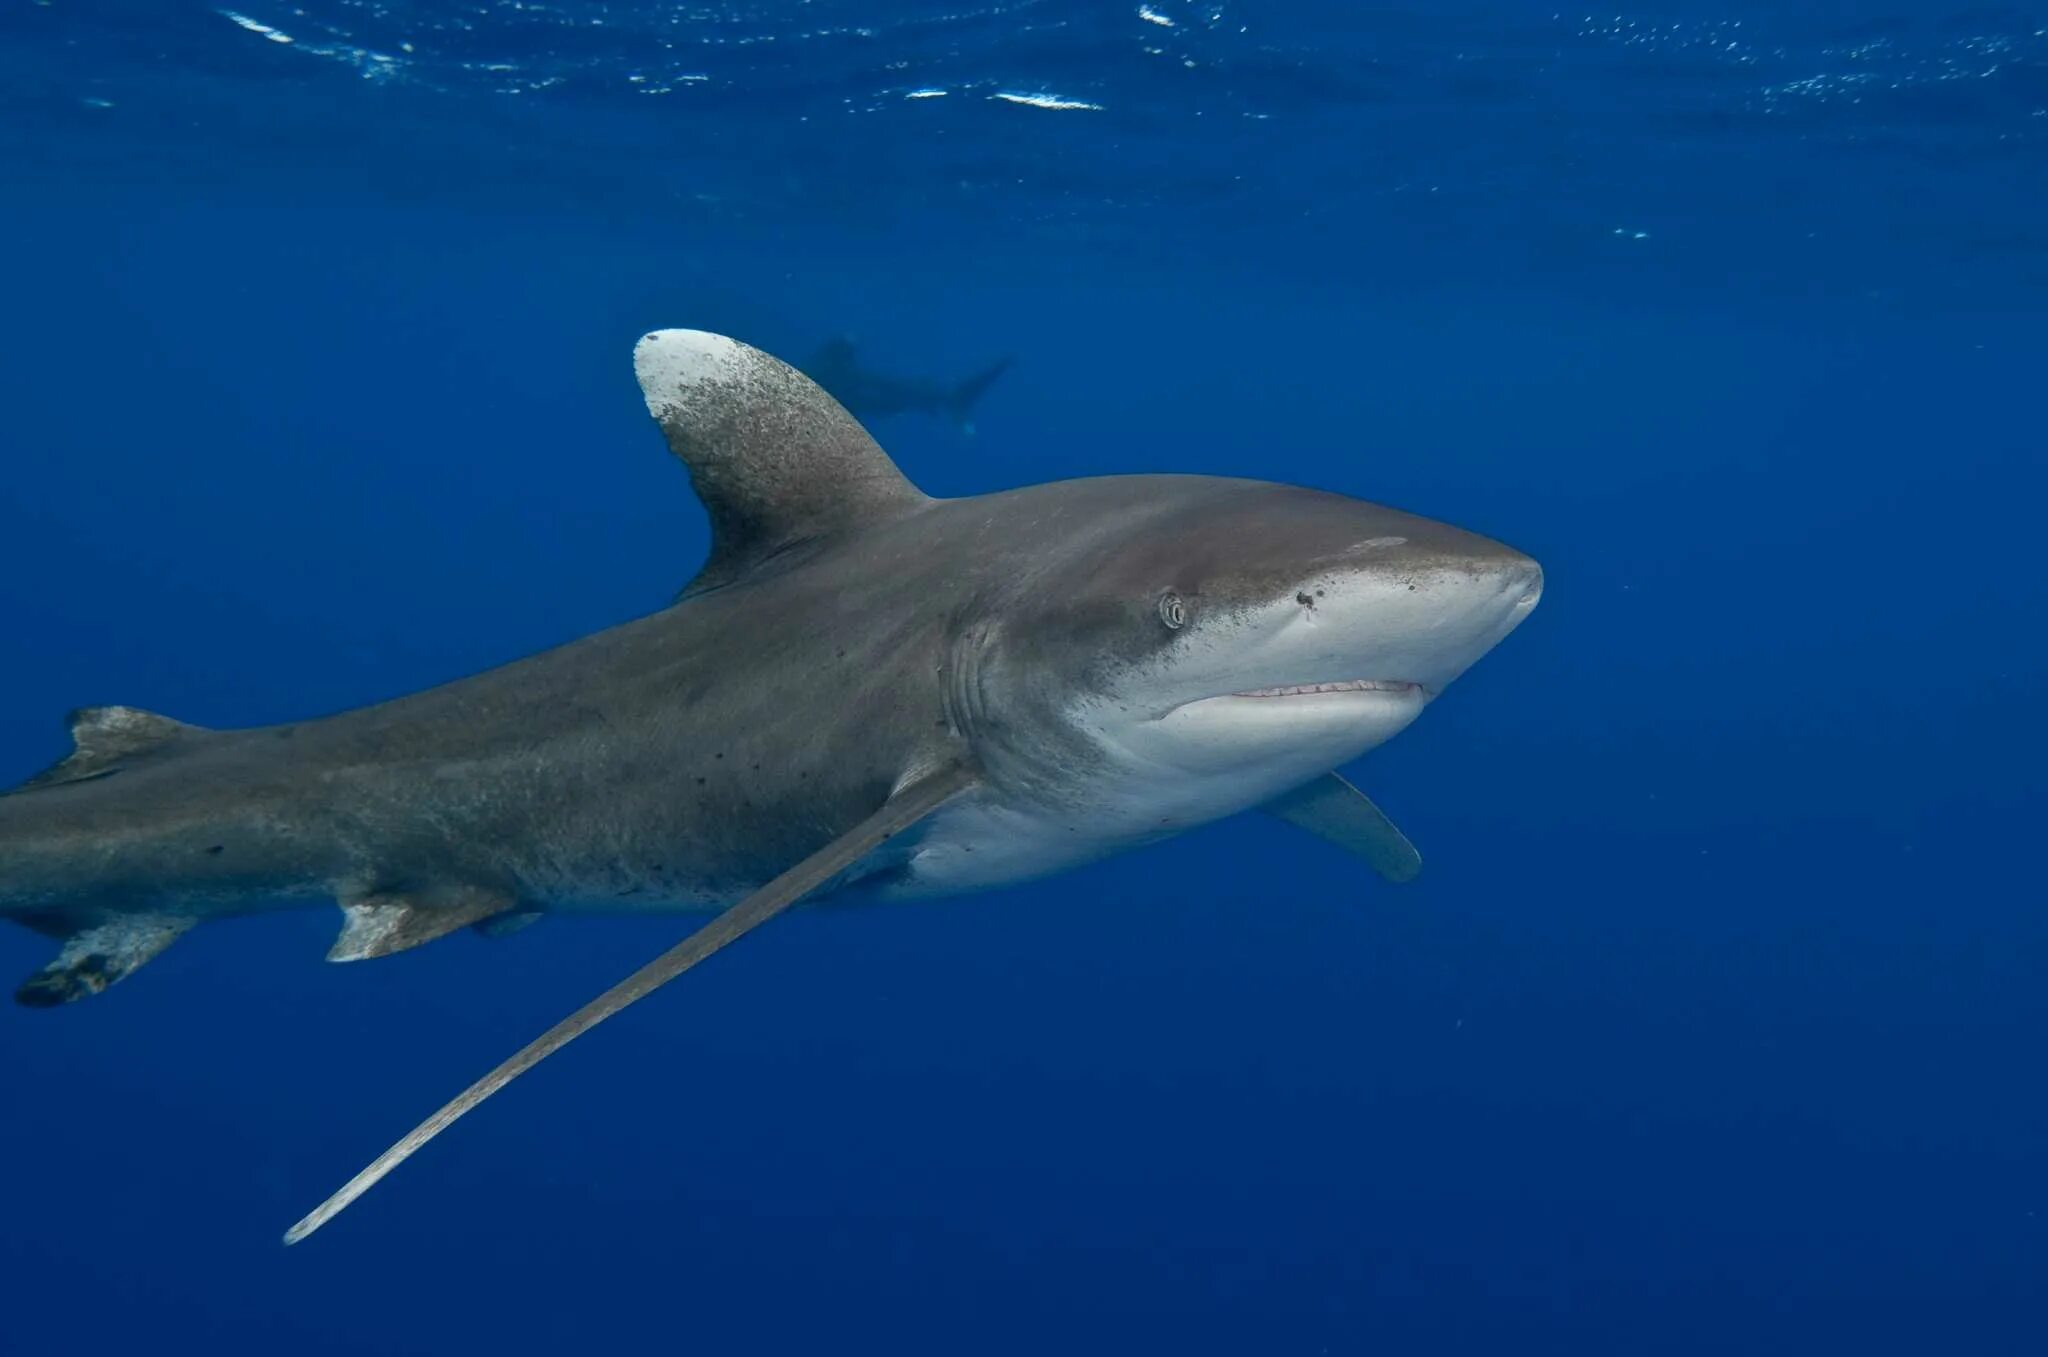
left=1231, top=679, right=1420, bottom=698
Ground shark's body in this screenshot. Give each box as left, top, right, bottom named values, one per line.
left=0, top=330, right=1540, bottom=1241
left=803, top=334, right=1011, bottom=431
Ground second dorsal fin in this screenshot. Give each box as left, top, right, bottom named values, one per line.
left=633, top=330, right=929, bottom=596
left=16, top=706, right=208, bottom=792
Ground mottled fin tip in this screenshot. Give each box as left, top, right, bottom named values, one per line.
left=16, top=705, right=207, bottom=792
left=282, top=761, right=978, bottom=1246
left=15, top=917, right=195, bottom=1007
left=633, top=329, right=928, bottom=597
left=329, top=886, right=518, bottom=962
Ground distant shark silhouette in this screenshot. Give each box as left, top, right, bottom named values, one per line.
left=803, top=334, right=1012, bottom=433
left=0, top=330, right=1541, bottom=1244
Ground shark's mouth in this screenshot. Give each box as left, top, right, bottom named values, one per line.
left=1229, top=679, right=1423, bottom=699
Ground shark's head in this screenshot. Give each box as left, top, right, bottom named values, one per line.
left=628, top=327, right=1538, bottom=862
left=964, top=478, right=1541, bottom=831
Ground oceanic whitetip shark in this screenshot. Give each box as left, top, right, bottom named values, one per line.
left=0, top=330, right=1542, bottom=1243
left=804, top=333, right=1011, bottom=432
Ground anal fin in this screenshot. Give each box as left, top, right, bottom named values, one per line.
left=473, top=910, right=542, bottom=940
left=16, top=916, right=196, bottom=1007
left=329, top=885, right=517, bottom=962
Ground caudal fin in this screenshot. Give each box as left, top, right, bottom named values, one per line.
left=946, top=357, right=1013, bottom=435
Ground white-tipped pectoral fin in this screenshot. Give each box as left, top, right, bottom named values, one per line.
left=1261, top=772, right=1421, bottom=884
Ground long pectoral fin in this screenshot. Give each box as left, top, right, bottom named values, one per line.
left=1262, top=772, right=1422, bottom=884
left=283, top=760, right=977, bottom=1246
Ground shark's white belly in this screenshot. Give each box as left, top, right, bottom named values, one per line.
left=876, top=755, right=1322, bottom=900
left=879, top=794, right=1137, bottom=898
left=524, top=793, right=1125, bottom=914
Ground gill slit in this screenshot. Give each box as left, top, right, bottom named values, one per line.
left=943, top=617, right=995, bottom=749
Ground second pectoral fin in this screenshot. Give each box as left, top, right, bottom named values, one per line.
left=1262, top=772, right=1422, bottom=884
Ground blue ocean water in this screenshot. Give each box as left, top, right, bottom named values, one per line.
left=1, top=0, right=2043, bottom=1350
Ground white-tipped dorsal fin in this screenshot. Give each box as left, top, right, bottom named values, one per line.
left=16, top=706, right=209, bottom=792
left=633, top=329, right=928, bottom=596
left=328, top=885, right=518, bottom=962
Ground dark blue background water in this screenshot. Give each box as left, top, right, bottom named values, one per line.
left=2, top=2, right=2043, bottom=1351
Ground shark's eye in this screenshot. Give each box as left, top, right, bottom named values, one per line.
left=1157, top=591, right=1188, bottom=630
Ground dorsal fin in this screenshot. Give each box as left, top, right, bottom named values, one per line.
left=17, top=706, right=207, bottom=791
left=633, top=330, right=928, bottom=596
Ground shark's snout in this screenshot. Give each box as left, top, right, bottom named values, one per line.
left=1280, top=537, right=1540, bottom=700
left=1502, top=555, right=1544, bottom=614
left=1497, top=553, right=1545, bottom=634
left=1431, top=549, right=1542, bottom=691
left=1478, top=553, right=1544, bottom=653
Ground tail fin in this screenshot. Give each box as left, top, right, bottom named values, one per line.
left=13, top=705, right=207, bottom=794
left=946, top=357, right=1012, bottom=435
